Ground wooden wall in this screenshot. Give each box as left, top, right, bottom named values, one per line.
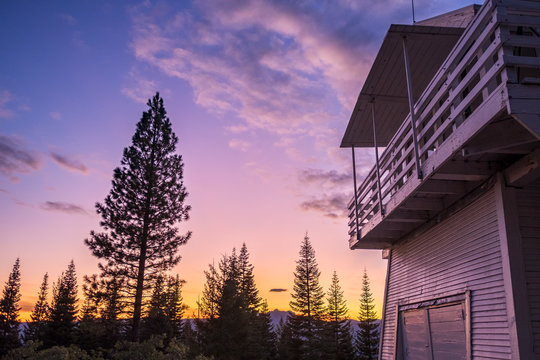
left=516, top=179, right=540, bottom=357
left=380, top=186, right=513, bottom=359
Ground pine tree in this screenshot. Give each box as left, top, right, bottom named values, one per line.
left=213, top=250, right=249, bottom=359
left=80, top=274, right=103, bottom=321
left=142, top=274, right=168, bottom=340
left=356, top=270, right=379, bottom=360
left=77, top=274, right=110, bottom=351
left=238, top=243, right=261, bottom=311
left=85, top=92, right=191, bottom=341
left=102, top=276, right=124, bottom=322
left=164, top=274, right=185, bottom=338
left=324, top=271, right=355, bottom=360
left=24, top=273, right=49, bottom=343
left=181, top=318, right=200, bottom=358
left=253, top=300, right=277, bottom=360
left=199, top=262, right=219, bottom=320
left=78, top=274, right=125, bottom=350
left=45, top=260, right=78, bottom=347
left=289, top=233, right=325, bottom=359
left=276, top=317, right=290, bottom=359
left=0, top=258, right=22, bottom=355
left=198, top=246, right=269, bottom=360
left=100, top=276, right=125, bottom=347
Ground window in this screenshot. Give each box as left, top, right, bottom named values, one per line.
left=397, top=293, right=469, bottom=360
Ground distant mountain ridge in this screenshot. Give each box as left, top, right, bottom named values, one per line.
left=268, top=309, right=380, bottom=335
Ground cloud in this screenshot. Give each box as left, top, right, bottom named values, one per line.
left=57, top=13, right=77, bottom=26
left=50, top=152, right=88, bottom=173
left=299, top=168, right=350, bottom=186
left=41, top=201, right=87, bottom=215
left=269, top=288, right=287, bottom=292
left=49, top=111, right=62, bottom=120
left=229, top=139, right=251, bottom=152
left=127, top=0, right=378, bottom=139
left=0, top=188, right=7, bottom=194
left=0, top=135, right=40, bottom=181
left=300, top=192, right=350, bottom=218
left=0, top=90, right=14, bottom=118
left=121, top=70, right=158, bottom=104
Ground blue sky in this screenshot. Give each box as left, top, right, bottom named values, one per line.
left=1, top=0, right=473, bottom=316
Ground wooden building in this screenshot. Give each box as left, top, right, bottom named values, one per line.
left=341, top=1, right=540, bottom=359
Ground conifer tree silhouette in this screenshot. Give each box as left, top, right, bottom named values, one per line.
left=85, top=92, right=191, bottom=341
left=0, top=258, right=21, bottom=356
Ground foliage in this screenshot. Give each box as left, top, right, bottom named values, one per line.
left=324, top=271, right=355, bottom=360
left=78, top=274, right=125, bottom=351
left=197, top=245, right=275, bottom=360
left=141, top=274, right=185, bottom=340
left=24, top=273, right=50, bottom=343
left=2, top=337, right=214, bottom=360
left=2, top=341, right=93, bottom=360
left=85, top=92, right=191, bottom=340
left=45, top=260, right=78, bottom=347
left=0, top=258, right=22, bottom=356
left=287, top=234, right=325, bottom=359
left=355, top=270, right=379, bottom=360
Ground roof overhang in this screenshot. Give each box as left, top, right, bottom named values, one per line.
left=341, top=24, right=464, bottom=148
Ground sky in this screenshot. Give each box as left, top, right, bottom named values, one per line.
left=0, top=0, right=473, bottom=320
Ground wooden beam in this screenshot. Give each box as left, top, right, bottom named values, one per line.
left=401, top=197, right=444, bottom=211
left=387, top=209, right=430, bottom=222
left=437, top=160, right=499, bottom=175
left=430, top=173, right=488, bottom=181
left=495, top=174, right=534, bottom=359
left=461, top=117, right=537, bottom=157
left=416, top=179, right=466, bottom=195
left=504, top=149, right=540, bottom=187
left=349, top=236, right=391, bottom=250
left=358, top=93, right=409, bottom=104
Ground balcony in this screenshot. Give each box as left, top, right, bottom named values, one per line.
left=342, top=0, right=540, bottom=249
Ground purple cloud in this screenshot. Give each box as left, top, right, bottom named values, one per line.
left=299, top=169, right=350, bottom=186
left=41, top=201, right=87, bottom=215
left=269, top=288, right=287, bottom=292
left=0, top=90, right=14, bottom=118
left=50, top=152, right=88, bottom=173
left=300, top=193, right=350, bottom=219
left=0, top=135, right=40, bottom=180
left=127, top=0, right=378, bottom=139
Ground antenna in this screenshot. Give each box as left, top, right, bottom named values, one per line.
left=411, top=0, right=416, bottom=23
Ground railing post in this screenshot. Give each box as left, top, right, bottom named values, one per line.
left=402, top=36, right=424, bottom=179
left=371, top=102, right=385, bottom=216
left=352, top=146, right=361, bottom=240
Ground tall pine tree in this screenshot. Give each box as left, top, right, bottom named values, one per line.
left=198, top=245, right=271, bottom=360
left=0, top=258, right=21, bottom=356
left=288, top=233, right=325, bottom=359
left=24, top=273, right=49, bottom=344
left=45, top=260, right=78, bottom=347
left=85, top=92, right=191, bottom=341
left=324, top=271, right=355, bottom=360
left=238, top=243, right=261, bottom=311
left=356, top=270, right=379, bottom=360
left=164, top=274, right=185, bottom=337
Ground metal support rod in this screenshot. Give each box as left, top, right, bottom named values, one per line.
left=351, top=146, right=361, bottom=240
left=371, top=102, right=385, bottom=216
left=402, top=36, right=424, bottom=179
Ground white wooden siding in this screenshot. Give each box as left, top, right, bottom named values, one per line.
left=381, top=187, right=512, bottom=359
left=516, top=179, right=540, bottom=357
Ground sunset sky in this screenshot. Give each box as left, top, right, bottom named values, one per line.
left=1, top=0, right=472, bottom=319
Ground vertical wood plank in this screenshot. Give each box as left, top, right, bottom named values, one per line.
left=495, top=173, right=534, bottom=359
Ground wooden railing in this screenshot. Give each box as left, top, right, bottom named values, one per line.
left=348, top=0, right=540, bottom=241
